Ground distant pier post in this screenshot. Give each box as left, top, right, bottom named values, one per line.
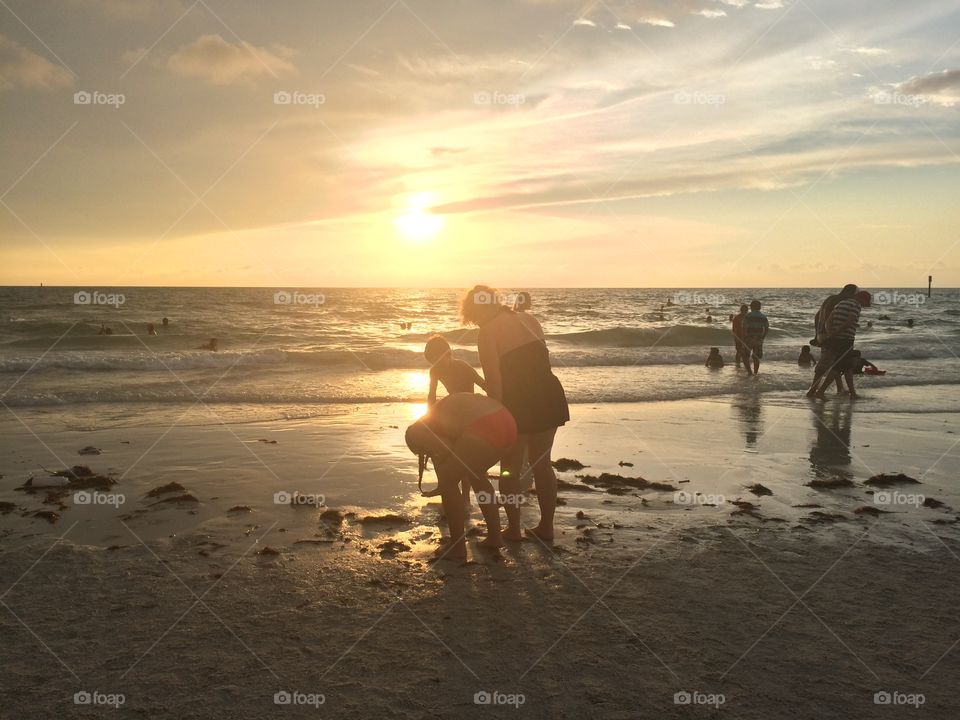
left=928, top=275, right=932, bottom=298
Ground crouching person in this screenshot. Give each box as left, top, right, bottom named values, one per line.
left=405, top=393, right=517, bottom=561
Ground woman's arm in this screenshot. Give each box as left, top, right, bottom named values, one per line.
left=427, top=370, right=439, bottom=405
left=478, top=326, right=502, bottom=401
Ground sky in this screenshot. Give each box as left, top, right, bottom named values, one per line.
left=1, top=0, right=959, bottom=288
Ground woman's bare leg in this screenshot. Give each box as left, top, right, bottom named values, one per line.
left=453, top=437, right=504, bottom=548
left=524, top=428, right=558, bottom=541
left=499, top=439, right=526, bottom=541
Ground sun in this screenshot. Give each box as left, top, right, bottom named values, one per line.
left=394, top=192, right=443, bottom=244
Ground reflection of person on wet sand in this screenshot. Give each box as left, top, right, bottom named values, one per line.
left=733, top=390, right=764, bottom=450
left=808, top=404, right=853, bottom=479
left=405, top=393, right=515, bottom=561
left=197, top=338, right=218, bottom=351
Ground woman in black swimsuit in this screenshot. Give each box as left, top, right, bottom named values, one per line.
left=460, top=285, right=569, bottom=541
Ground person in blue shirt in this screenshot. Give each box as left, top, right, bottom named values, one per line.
left=742, top=300, right=769, bottom=375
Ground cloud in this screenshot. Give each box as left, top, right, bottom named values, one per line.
left=167, top=34, right=295, bottom=85
left=0, top=34, right=73, bottom=91
left=897, top=69, right=960, bottom=106
left=693, top=9, right=727, bottom=18
left=636, top=18, right=675, bottom=28
left=573, top=18, right=597, bottom=27
left=847, top=46, right=889, bottom=57
left=754, top=0, right=783, bottom=9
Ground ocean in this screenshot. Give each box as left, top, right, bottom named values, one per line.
left=1, top=286, right=958, bottom=427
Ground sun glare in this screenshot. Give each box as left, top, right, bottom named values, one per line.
left=394, top=192, right=443, bottom=244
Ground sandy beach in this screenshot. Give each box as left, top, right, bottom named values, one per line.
left=3, top=387, right=959, bottom=718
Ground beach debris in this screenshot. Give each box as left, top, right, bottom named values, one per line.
left=359, top=513, right=411, bottom=526
left=30, top=510, right=60, bottom=524
left=923, top=498, right=946, bottom=509
left=227, top=505, right=252, bottom=513
left=377, top=539, right=411, bottom=557
left=730, top=501, right=761, bottom=518
left=155, top=493, right=200, bottom=504
left=146, top=481, right=188, bottom=497
left=319, top=508, right=345, bottom=524
left=618, top=461, right=634, bottom=467
left=294, top=538, right=336, bottom=545
left=854, top=506, right=892, bottom=516
left=257, top=439, right=278, bottom=444
left=78, top=446, right=102, bottom=455
left=792, top=503, right=822, bottom=509
left=805, top=477, right=855, bottom=489
left=556, top=478, right=595, bottom=492
left=800, top=511, right=848, bottom=524
left=575, top=510, right=588, bottom=520
left=865, top=473, right=921, bottom=487
left=577, top=473, right=677, bottom=494
left=553, top=458, right=587, bottom=472
left=258, top=546, right=281, bottom=556
left=747, top=483, right=773, bottom=497
left=0, top=501, right=17, bottom=514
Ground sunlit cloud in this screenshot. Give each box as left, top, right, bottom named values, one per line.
left=167, top=34, right=295, bottom=85
left=0, top=34, right=73, bottom=91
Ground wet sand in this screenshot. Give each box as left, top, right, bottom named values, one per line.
left=1, top=388, right=959, bottom=718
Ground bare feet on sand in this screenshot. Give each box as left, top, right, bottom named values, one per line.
left=502, top=527, right=524, bottom=542
left=478, top=536, right=504, bottom=549
left=524, top=526, right=554, bottom=542
left=432, top=541, right=466, bottom=562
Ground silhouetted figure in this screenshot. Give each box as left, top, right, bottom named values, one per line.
left=798, top=345, right=815, bottom=367
left=424, top=336, right=486, bottom=405
left=147, top=323, right=158, bottom=336
left=161, top=317, right=169, bottom=329
left=197, top=338, right=218, bottom=351
left=705, top=347, right=724, bottom=369
left=742, top=300, right=769, bottom=375
left=730, top=304, right=748, bottom=369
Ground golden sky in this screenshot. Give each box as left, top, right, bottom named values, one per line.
left=1, top=0, right=959, bottom=287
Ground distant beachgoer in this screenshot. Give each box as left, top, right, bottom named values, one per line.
left=460, top=285, right=569, bottom=542
left=665, top=298, right=674, bottom=307
left=807, top=284, right=858, bottom=395
left=512, top=291, right=531, bottom=313
left=906, top=318, right=915, bottom=328
left=161, top=317, right=169, bottom=329
left=846, top=350, right=879, bottom=375
left=657, top=304, right=665, bottom=321
left=197, top=338, right=218, bottom=351
left=878, top=314, right=890, bottom=321
left=147, top=323, right=158, bottom=336
left=425, top=335, right=486, bottom=405
left=706, top=347, right=724, bottom=369
left=405, top=393, right=514, bottom=560
left=730, top=305, right=748, bottom=368
left=811, top=290, right=870, bottom=398
left=742, top=300, right=769, bottom=375
left=706, top=313, right=714, bottom=324
left=98, top=323, right=113, bottom=336
left=798, top=345, right=815, bottom=367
